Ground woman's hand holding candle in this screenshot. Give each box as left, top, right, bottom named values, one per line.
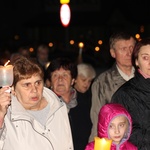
left=94, top=137, right=112, bottom=150
left=0, top=87, right=11, bottom=127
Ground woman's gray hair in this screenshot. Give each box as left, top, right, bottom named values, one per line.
left=77, top=63, right=96, bottom=79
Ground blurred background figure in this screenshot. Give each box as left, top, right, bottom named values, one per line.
left=10, top=45, right=31, bottom=65
left=10, top=52, right=21, bottom=65
left=18, top=46, right=30, bottom=58
left=44, top=57, right=78, bottom=112
left=36, top=44, right=50, bottom=74
left=69, top=63, right=96, bottom=150
left=0, top=49, right=11, bottom=65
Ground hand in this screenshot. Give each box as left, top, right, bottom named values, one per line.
left=0, top=86, right=11, bottom=116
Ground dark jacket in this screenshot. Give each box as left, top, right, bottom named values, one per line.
left=69, top=89, right=92, bottom=150
left=111, top=70, right=150, bottom=150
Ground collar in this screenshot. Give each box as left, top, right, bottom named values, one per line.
left=10, top=87, right=64, bottom=119
left=116, top=65, right=135, bottom=81
left=138, top=69, right=150, bottom=79
left=58, top=87, right=77, bottom=112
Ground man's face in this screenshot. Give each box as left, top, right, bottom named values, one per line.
left=110, top=37, right=136, bottom=68
left=37, top=48, right=49, bottom=62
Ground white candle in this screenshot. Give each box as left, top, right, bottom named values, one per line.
left=0, top=65, right=13, bottom=87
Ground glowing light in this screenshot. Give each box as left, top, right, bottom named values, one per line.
left=48, top=42, right=53, bottom=47
left=70, top=40, right=74, bottom=45
left=29, top=47, right=34, bottom=52
left=135, top=34, right=140, bottom=39
left=4, top=60, right=10, bottom=66
left=95, top=46, right=100, bottom=52
left=60, top=4, right=71, bottom=27
left=98, top=40, right=103, bottom=45
left=94, top=137, right=112, bottom=150
left=60, top=0, right=70, bottom=4
left=78, top=42, right=84, bottom=48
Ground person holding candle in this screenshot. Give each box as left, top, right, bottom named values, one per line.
left=0, top=56, right=73, bottom=150
left=85, top=103, right=137, bottom=150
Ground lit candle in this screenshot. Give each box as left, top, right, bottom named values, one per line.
left=0, top=60, right=13, bottom=87
left=77, top=42, right=84, bottom=63
left=94, top=137, right=112, bottom=150
left=4, top=60, right=10, bottom=66
left=78, top=42, right=84, bottom=55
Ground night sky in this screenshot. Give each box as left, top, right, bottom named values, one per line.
left=0, top=0, right=150, bottom=69
left=0, top=0, right=150, bottom=39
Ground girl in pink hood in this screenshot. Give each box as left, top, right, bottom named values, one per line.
left=85, top=103, right=137, bottom=150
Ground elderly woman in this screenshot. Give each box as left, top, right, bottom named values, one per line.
left=70, top=63, right=96, bottom=150
left=111, top=38, right=150, bottom=149
left=45, top=57, right=78, bottom=112
left=74, top=63, right=96, bottom=93
left=0, top=56, right=73, bottom=150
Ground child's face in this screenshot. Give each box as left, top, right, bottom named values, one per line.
left=108, top=116, right=128, bottom=144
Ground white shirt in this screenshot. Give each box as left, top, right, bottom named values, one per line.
left=117, top=65, right=135, bottom=81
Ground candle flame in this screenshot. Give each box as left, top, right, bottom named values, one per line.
left=94, top=137, right=112, bottom=150
left=4, top=60, right=10, bottom=66
left=102, top=138, right=106, bottom=144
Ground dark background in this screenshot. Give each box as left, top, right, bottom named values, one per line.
left=0, top=0, right=150, bottom=69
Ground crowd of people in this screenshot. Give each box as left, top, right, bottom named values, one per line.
left=0, top=31, right=150, bottom=150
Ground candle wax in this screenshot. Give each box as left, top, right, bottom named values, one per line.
left=0, top=65, right=13, bottom=87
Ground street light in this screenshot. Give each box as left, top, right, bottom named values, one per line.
left=60, top=4, right=71, bottom=27
left=60, top=0, right=70, bottom=4
left=60, top=0, right=71, bottom=51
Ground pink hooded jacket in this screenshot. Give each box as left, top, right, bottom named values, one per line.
left=85, top=103, right=137, bottom=150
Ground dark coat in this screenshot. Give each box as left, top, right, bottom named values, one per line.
left=111, top=70, right=150, bottom=150
left=69, top=89, right=92, bottom=150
